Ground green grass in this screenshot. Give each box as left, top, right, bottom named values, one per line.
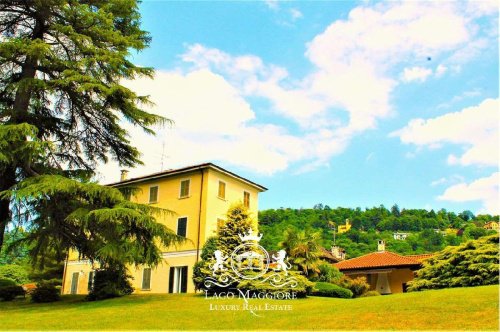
left=0, top=285, right=498, bottom=330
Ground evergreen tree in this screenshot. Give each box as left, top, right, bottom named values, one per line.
left=0, top=1, right=185, bottom=280
left=217, top=202, right=256, bottom=255
left=409, top=234, right=499, bottom=291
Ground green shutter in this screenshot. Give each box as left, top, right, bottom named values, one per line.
left=70, top=272, right=79, bottom=294
left=149, top=186, right=158, bottom=203
left=87, top=271, right=94, bottom=292
left=177, top=217, right=187, bottom=237
left=168, top=267, right=174, bottom=293
left=180, top=266, right=188, bottom=293
left=142, top=268, right=151, bottom=290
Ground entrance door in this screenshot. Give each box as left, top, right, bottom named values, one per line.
left=70, top=272, right=79, bottom=294
left=168, top=266, right=188, bottom=293
left=375, top=272, right=392, bottom=294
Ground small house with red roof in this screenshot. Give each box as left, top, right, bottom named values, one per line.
left=334, top=240, right=432, bottom=294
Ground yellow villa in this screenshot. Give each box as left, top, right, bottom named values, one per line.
left=61, top=163, right=267, bottom=295
left=337, top=219, right=351, bottom=234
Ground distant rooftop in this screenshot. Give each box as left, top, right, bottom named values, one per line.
left=107, top=162, right=267, bottom=192
left=334, top=251, right=430, bottom=271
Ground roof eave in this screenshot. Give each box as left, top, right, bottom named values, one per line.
left=106, top=162, right=268, bottom=192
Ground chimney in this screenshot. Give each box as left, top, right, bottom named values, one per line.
left=331, top=246, right=346, bottom=260
left=120, top=169, right=129, bottom=182
left=377, top=240, right=385, bottom=252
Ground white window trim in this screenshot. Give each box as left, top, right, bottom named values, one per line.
left=217, top=180, right=227, bottom=200
left=177, top=216, right=188, bottom=238
left=178, top=178, right=191, bottom=199
left=149, top=184, right=160, bottom=204
left=142, top=267, right=152, bottom=291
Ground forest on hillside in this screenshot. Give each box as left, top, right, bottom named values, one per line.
left=258, top=204, right=498, bottom=258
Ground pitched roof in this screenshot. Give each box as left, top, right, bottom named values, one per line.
left=320, top=247, right=340, bottom=263
left=334, top=251, right=422, bottom=271
left=107, top=162, right=267, bottom=191
left=405, top=253, right=434, bottom=262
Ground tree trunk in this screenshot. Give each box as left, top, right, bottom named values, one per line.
left=0, top=12, right=46, bottom=253
left=0, top=167, right=16, bottom=253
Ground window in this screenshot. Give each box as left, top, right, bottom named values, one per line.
left=169, top=266, right=188, bottom=293
left=218, top=181, right=226, bottom=199
left=216, top=218, right=225, bottom=233
left=87, top=271, right=95, bottom=292
left=142, top=268, right=152, bottom=290
left=149, top=186, right=159, bottom=203
left=243, top=191, right=250, bottom=208
left=179, top=179, right=190, bottom=198
left=177, top=217, right=187, bottom=237
left=70, top=272, right=79, bottom=295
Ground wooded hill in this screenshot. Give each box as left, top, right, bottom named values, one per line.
left=258, top=204, right=498, bottom=258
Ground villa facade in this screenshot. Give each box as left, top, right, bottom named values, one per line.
left=334, top=240, right=432, bottom=294
left=61, top=163, right=267, bottom=295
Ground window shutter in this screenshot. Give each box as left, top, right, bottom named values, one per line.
left=218, top=181, right=226, bottom=199
left=168, top=267, right=174, bottom=293
left=142, top=268, right=151, bottom=290
left=177, top=217, right=187, bottom=237
left=243, top=191, right=250, bottom=208
left=88, top=271, right=94, bottom=292
left=149, top=186, right=158, bottom=203
left=180, top=180, right=190, bottom=197
left=181, top=266, right=188, bottom=293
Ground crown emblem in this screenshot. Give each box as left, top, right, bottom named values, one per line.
left=238, top=229, right=262, bottom=242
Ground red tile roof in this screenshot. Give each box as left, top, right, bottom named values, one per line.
left=334, top=251, right=423, bottom=271
left=405, top=253, right=434, bottom=262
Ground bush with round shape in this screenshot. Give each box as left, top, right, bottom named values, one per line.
left=236, top=271, right=314, bottom=298
left=87, top=267, right=133, bottom=301
left=312, top=282, right=353, bottom=298
left=0, top=285, right=26, bottom=301
left=0, top=278, right=17, bottom=288
left=31, top=282, right=60, bottom=303
left=340, top=276, right=370, bottom=297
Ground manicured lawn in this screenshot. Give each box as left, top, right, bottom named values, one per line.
left=0, top=285, right=498, bottom=330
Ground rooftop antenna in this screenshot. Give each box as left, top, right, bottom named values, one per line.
left=160, top=141, right=166, bottom=171
left=328, top=221, right=336, bottom=245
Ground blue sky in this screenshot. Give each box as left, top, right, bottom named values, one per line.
left=98, top=1, right=499, bottom=215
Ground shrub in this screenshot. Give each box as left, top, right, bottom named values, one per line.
left=0, top=278, right=17, bottom=288
left=340, top=276, right=370, bottom=297
left=409, top=234, right=499, bottom=291
left=360, top=290, right=381, bottom=297
left=237, top=272, right=314, bottom=298
left=312, top=282, right=353, bottom=298
left=87, top=267, right=133, bottom=301
left=0, top=264, right=29, bottom=285
left=311, top=264, right=343, bottom=283
left=0, top=285, right=25, bottom=301
left=31, top=282, right=60, bottom=303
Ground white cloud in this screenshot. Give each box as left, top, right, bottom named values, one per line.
left=98, top=2, right=496, bottom=181
left=290, top=8, right=303, bottom=20
left=435, top=64, right=448, bottom=77
left=438, top=172, right=499, bottom=215
left=96, top=69, right=350, bottom=182
left=402, top=66, right=433, bottom=82
left=264, top=0, right=279, bottom=11
left=304, top=1, right=484, bottom=133
left=392, top=98, right=499, bottom=167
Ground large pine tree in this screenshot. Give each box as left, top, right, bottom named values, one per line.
left=0, top=1, right=182, bottom=269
